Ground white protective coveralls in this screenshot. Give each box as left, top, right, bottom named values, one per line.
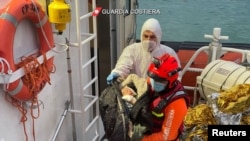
left=110, top=18, right=181, bottom=79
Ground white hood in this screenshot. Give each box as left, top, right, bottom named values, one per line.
left=140, top=18, right=162, bottom=47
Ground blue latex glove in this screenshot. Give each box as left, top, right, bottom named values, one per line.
left=106, top=72, right=120, bottom=85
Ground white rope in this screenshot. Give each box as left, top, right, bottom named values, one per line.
left=0, top=57, right=12, bottom=89
left=0, top=57, right=12, bottom=74
left=31, top=0, right=68, bottom=53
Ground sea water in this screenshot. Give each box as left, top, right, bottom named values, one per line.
left=136, top=0, right=250, bottom=44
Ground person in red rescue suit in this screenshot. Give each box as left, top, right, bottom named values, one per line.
left=106, top=18, right=181, bottom=85
left=140, top=53, right=189, bottom=141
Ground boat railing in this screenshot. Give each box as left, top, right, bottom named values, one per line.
left=180, top=28, right=250, bottom=106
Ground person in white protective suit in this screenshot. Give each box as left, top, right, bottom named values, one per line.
left=107, top=18, right=181, bottom=84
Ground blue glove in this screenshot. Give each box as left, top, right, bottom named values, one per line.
left=106, top=72, right=120, bottom=85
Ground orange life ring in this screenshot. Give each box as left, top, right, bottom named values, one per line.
left=0, top=0, right=54, bottom=101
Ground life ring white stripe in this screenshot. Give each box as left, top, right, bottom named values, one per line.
left=8, top=80, right=24, bottom=96
left=0, top=12, right=18, bottom=27
left=35, top=15, right=47, bottom=28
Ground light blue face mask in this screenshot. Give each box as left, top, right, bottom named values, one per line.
left=150, top=78, right=167, bottom=92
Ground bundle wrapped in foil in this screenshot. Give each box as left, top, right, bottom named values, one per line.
left=208, top=93, right=242, bottom=125
left=217, top=84, right=250, bottom=114
left=184, top=104, right=217, bottom=130
left=241, top=109, right=250, bottom=125
left=185, top=125, right=208, bottom=141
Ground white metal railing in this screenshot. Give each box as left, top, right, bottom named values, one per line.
left=66, top=0, right=100, bottom=141
left=180, top=28, right=250, bottom=106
